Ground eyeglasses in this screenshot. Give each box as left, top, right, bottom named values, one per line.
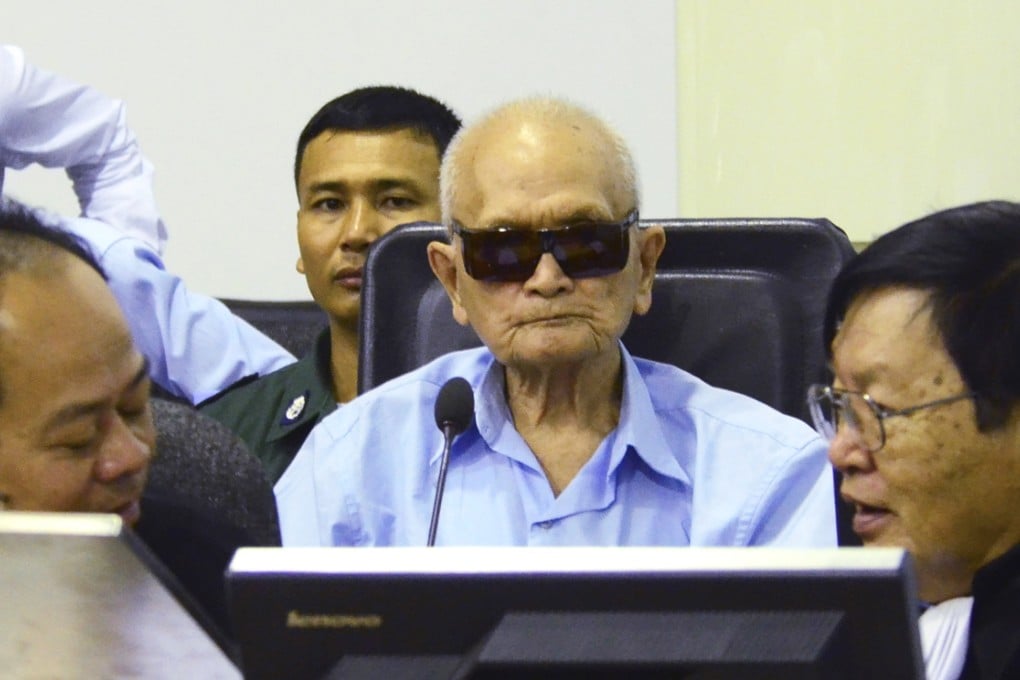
left=806, top=384, right=976, bottom=452
left=451, top=210, right=639, bottom=283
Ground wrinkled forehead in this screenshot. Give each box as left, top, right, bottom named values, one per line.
left=453, top=118, right=630, bottom=223
left=832, top=287, right=949, bottom=387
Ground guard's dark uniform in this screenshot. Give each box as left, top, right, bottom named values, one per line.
left=199, top=329, right=338, bottom=483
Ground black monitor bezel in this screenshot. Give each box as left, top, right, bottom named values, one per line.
left=227, top=546, right=924, bottom=680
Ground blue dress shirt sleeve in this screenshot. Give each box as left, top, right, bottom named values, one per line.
left=0, top=44, right=167, bottom=253
left=736, top=436, right=836, bottom=546
left=65, top=217, right=296, bottom=404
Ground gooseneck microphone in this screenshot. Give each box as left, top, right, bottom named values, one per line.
left=427, top=377, right=474, bottom=546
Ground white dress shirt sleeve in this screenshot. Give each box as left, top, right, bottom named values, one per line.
left=919, top=596, right=973, bottom=680
left=0, top=44, right=167, bottom=254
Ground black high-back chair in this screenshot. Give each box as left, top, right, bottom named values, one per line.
left=220, top=298, right=327, bottom=359
left=147, top=398, right=281, bottom=547
left=358, top=218, right=859, bottom=545
left=360, top=218, right=855, bottom=422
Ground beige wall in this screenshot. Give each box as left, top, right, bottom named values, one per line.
left=676, top=0, right=1020, bottom=242
left=7, top=2, right=1017, bottom=267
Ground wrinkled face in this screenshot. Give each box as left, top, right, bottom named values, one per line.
left=828, top=286, right=1020, bottom=600
left=0, top=256, right=155, bottom=525
left=429, top=121, right=662, bottom=371
left=296, top=128, right=442, bottom=329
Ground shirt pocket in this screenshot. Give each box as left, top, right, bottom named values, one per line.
left=330, top=494, right=396, bottom=546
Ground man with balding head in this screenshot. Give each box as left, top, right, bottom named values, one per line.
left=0, top=202, right=253, bottom=641
left=0, top=202, right=153, bottom=521
left=276, top=97, right=836, bottom=548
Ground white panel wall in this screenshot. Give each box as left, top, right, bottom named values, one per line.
left=4, top=1, right=677, bottom=299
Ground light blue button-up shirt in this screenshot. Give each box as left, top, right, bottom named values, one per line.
left=65, top=217, right=295, bottom=403
left=276, top=346, right=837, bottom=548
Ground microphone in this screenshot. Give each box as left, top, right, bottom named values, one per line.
left=427, top=377, right=474, bottom=546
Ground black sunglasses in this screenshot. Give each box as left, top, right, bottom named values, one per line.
left=451, top=210, right=639, bottom=283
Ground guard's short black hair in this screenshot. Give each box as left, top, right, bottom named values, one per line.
left=293, top=86, right=461, bottom=189
left=824, top=200, right=1020, bottom=430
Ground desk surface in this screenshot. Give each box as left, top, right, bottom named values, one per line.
left=0, top=513, right=240, bottom=680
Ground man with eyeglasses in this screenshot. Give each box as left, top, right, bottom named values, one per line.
left=806, top=201, right=1020, bottom=680
left=276, top=97, right=837, bottom=549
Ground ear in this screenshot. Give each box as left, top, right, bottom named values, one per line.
left=295, top=209, right=307, bottom=274
left=632, top=225, right=665, bottom=316
left=427, top=240, right=471, bottom=327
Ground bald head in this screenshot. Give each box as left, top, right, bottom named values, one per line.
left=440, top=97, right=639, bottom=228
left=0, top=202, right=155, bottom=521
left=426, top=96, right=663, bottom=374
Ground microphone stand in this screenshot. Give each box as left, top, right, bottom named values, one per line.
left=427, top=423, right=455, bottom=547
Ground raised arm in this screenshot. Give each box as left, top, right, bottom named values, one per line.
left=66, top=216, right=296, bottom=404
left=0, top=44, right=166, bottom=253
left=0, top=46, right=295, bottom=402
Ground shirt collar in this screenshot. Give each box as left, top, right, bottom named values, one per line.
left=427, top=353, right=498, bottom=467
left=611, top=345, right=691, bottom=485
left=266, top=328, right=336, bottom=442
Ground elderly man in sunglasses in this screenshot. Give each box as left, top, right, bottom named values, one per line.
left=807, top=201, right=1020, bottom=680
left=276, top=97, right=836, bottom=549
